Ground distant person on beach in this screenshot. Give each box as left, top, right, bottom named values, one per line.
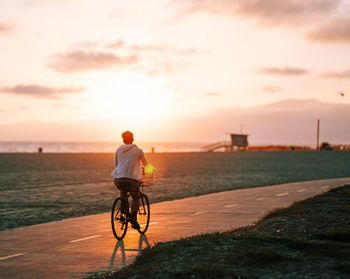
left=111, top=130, right=152, bottom=229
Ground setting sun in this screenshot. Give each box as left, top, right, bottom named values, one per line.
left=85, top=72, right=173, bottom=127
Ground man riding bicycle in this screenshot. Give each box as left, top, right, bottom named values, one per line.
left=111, top=131, right=152, bottom=230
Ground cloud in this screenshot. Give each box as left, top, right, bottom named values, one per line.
left=176, top=0, right=340, bottom=26
left=66, top=39, right=200, bottom=76
left=48, top=50, right=138, bottom=73
left=0, top=84, right=85, bottom=98
left=262, top=85, right=283, bottom=93
left=0, top=22, right=15, bottom=33
left=323, top=68, right=350, bottom=79
left=307, top=17, right=350, bottom=43
left=257, top=67, right=309, bottom=76
left=174, top=1, right=350, bottom=44
left=108, top=40, right=198, bottom=55
left=107, top=40, right=198, bottom=76
left=234, top=0, right=339, bottom=25
left=63, top=40, right=197, bottom=76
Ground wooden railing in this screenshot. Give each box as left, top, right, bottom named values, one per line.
left=201, top=141, right=232, bottom=152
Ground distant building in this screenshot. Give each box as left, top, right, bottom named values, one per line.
left=202, top=133, right=249, bottom=152
left=320, top=142, right=333, bottom=151
left=229, top=134, right=249, bottom=151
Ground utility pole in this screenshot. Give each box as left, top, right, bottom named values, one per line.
left=316, top=119, right=320, bottom=151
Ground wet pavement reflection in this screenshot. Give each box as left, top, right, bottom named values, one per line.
left=108, top=234, right=150, bottom=272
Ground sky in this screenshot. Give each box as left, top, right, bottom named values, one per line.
left=0, top=0, right=350, bottom=143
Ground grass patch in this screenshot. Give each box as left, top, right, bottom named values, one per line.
left=88, top=185, right=350, bottom=279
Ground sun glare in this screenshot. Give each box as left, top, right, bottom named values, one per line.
left=85, top=73, right=172, bottom=127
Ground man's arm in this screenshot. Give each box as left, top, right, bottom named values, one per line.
left=114, top=151, right=118, bottom=168
left=140, top=150, right=148, bottom=166
left=140, top=150, right=155, bottom=174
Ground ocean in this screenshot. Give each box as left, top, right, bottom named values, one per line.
left=1, top=151, right=350, bottom=231
left=0, top=141, right=204, bottom=153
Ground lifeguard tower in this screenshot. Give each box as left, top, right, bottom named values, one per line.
left=202, top=133, right=249, bottom=152
left=229, top=133, right=249, bottom=151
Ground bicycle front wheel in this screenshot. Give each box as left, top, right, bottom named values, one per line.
left=137, top=193, right=150, bottom=234
left=111, top=197, right=128, bottom=240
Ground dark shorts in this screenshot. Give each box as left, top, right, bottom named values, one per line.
left=113, top=178, right=140, bottom=192
left=113, top=178, right=140, bottom=214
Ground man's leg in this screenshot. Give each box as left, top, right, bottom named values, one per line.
left=129, top=181, right=140, bottom=229
left=130, top=190, right=140, bottom=217
left=114, top=179, right=128, bottom=214
left=119, top=188, right=128, bottom=215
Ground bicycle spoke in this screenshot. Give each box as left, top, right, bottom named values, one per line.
left=111, top=198, right=128, bottom=240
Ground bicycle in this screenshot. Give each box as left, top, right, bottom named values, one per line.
left=111, top=173, right=153, bottom=240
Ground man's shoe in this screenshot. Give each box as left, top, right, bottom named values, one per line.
left=130, top=217, right=140, bottom=230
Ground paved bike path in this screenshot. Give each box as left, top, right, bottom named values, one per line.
left=1, top=177, right=350, bottom=279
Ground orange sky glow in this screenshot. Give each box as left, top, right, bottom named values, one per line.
left=0, top=0, right=350, bottom=144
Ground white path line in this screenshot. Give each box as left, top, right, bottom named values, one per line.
left=0, top=253, right=27, bottom=261
left=69, top=235, right=102, bottom=243
left=255, top=197, right=267, bottom=201
left=192, top=211, right=207, bottom=216
left=297, top=189, right=306, bottom=193
left=140, top=221, right=159, bottom=228
left=225, top=203, right=239, bottom=208
left=276, top=192, right=289, bottom=197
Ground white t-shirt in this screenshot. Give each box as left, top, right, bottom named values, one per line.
left=111, top=144, right=148, bottom=181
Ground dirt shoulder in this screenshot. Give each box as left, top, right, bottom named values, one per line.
left=90, top=185, right=350, bottom=279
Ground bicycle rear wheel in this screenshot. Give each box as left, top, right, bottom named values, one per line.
left=111, top=197, right=128, bottom=240
left=137, top=193, right=150, bottom=234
